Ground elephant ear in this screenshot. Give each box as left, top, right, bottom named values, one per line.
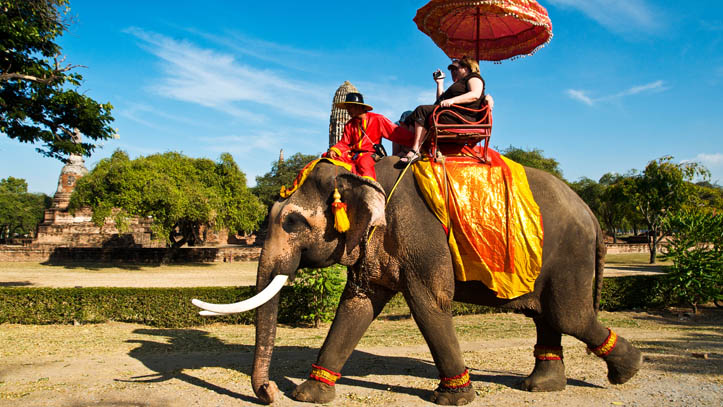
left=337, top=173, right=386, bottom=255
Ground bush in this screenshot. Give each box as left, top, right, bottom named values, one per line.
left=659, top=211, right=723, bottom=313
left=0, top=276, right=666, bottom=328
left=288, top=265, right=346, bottom=327
left=599, top=275, right=664, bottom=311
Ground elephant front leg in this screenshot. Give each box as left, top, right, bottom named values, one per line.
left=403, top=278, right=475, bottom=405
left=292, top=283, right=395, bottom=404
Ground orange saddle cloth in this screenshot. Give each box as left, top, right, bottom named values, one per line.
left=412, top=148, right=544, bottom=299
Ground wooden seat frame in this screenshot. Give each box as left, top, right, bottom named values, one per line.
left=428, top=103, right=492, bottom=163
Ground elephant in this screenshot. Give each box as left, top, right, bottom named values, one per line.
left=193, top=157, right=643, bottom=405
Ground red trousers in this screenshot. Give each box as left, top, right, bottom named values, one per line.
left=323, top=151, right=377, bottom=181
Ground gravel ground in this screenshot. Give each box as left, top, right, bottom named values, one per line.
left=0, top=308, right=720, bottom=406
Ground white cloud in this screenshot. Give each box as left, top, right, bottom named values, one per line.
left=566, top=89, right=594, bottom=106
left=548, top=0, right=660, bottom=33
left=124, top=27, right=329, bottom=122
left=566, top=80, right=668, bottom=106
left=695, top=152, right=723, bottom=167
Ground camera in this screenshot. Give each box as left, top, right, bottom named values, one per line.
left=433, top=69, right=445, bottom=80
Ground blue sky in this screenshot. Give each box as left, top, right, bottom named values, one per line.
left=2, top=0, right=722, bottom=194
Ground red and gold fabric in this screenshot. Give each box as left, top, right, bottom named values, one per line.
left=309, top=364, right=341, bottom=386
left=589, top=328, right=618, bottom=357
left=412, top=148, right=543, bottom=299
left=440, top=369, right=471, bottom=389
left=534, top=345, right=563, bottom=361
left=280, top=158, right=351, bottom=199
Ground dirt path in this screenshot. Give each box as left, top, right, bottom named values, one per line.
left=1, top=309, right=720, bottom=406
left=0, top=261, right=664, bottom=288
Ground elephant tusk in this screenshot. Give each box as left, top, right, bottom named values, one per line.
left=191, top=275, right=288, bottom=315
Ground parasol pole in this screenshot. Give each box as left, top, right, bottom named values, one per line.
left=475, top=6, right=481, bottom=61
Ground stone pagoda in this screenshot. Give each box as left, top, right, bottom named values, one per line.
left=329, top=81, right=358, bottom=147
left=34, top=131, right=159, bottom=247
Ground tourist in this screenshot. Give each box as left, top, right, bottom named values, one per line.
left=400, top=56, right=493, bottom=164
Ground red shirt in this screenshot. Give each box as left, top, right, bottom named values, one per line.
left=330, top=112, right=410, bottom=157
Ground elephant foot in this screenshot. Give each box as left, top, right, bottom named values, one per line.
left=520, top=358, right=566, bottom=392
left=602, top=336, right=643, bottom=384
left=430, top=385, right=475, bottom=406
left=292, top=379, right=336, bottom=404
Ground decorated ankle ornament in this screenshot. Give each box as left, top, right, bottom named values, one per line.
left=588, top=328, right=618, bottom=357
left=437, top=368, right=471, bottom=392
left=310, top=364, right=341, bottom=386
left=534, top=345, right=563, bottom=361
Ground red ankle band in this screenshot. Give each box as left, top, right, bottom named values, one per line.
left=439, top=368, right=471, bottom=389
left=534, top=345, right=563, bottom=360
left=310, top=364, right=341, bottom=386
left=589, top=328, right=618, bottom=357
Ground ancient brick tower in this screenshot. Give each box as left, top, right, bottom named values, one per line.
left=329, top=81, right=358, bottom=147
left=51, top=153, right=87, bottom=210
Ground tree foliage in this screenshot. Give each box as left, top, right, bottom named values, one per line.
left=659, top=210, right=723, bottom=313
left=69, top=150, right=265, bottom=247
left=500, top=146, right=564, bottom=180
left=0, top=176, right=50, bottom=241
left=252, top=152, right=319, bottom=209
left=626, top=156, right=710, bottom=263
left=290, top=265, right=345, bottom=327
left=1, top=0, right=115, bottom=160
left=690, top=181, right=723, bottom=214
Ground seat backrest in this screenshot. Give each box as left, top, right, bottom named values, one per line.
left=428, top=103, right=493, bottom=162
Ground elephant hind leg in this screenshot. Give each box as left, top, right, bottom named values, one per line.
left=521, top=317, right=566, bottom=392
left=546, top=309, right=643, bottom=386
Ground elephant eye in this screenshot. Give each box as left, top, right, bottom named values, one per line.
left=282, top=212, right=309, bottom=233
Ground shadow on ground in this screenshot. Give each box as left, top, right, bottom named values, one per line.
left=0, top=281, right=32, bottom=286
left=121, top=328, right=607, bottom=405
left=631, top=306, right=723, bottom=376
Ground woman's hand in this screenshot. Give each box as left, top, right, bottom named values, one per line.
left=440, top=98, right=455, bottom=108
left=327, top=149, right=339, bottom=159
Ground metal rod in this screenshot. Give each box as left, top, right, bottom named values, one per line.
left=476, top=6, right=481, bottom=61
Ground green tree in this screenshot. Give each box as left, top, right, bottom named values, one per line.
left=0, top=177, right=50, bottom=241
left=598, top=173, right=637, bottom=243
left=0, top=176, right=29, bottom=194
left=69, top=150, right=265, bottom=247
left=659, top=210, right=723, bottom=313
left=570, top=176, right=603, bottom=215
left=500, top=146, right=564, bottom=180
left=252, top=152, right=319, bottom=209
left=690, top=181, right=723, bottom=214
left=626, top=156, right=710, bottom=263
left=1, top=0, right=115, bottom=160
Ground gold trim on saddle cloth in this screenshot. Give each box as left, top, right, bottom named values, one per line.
left=279, top=158, right=352, bottom=198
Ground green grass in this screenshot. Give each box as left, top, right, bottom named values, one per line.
left=605, top=252, right=672, bottom=266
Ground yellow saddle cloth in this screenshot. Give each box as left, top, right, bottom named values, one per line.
left=412, top=149, right=544, bottom=299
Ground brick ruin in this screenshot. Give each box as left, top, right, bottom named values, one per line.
left=31, top=152, right=164, bottom=248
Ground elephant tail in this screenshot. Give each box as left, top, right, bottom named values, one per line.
left=593, top=220, right=607, bottom=315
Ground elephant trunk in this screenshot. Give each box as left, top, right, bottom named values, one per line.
left=251, top=256, right=282, bottom=403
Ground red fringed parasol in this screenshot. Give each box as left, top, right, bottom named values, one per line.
left=414, top=0, right=553, bottom=62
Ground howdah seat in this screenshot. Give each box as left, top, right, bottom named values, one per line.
left=427, top=103, right=492, bottom=162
